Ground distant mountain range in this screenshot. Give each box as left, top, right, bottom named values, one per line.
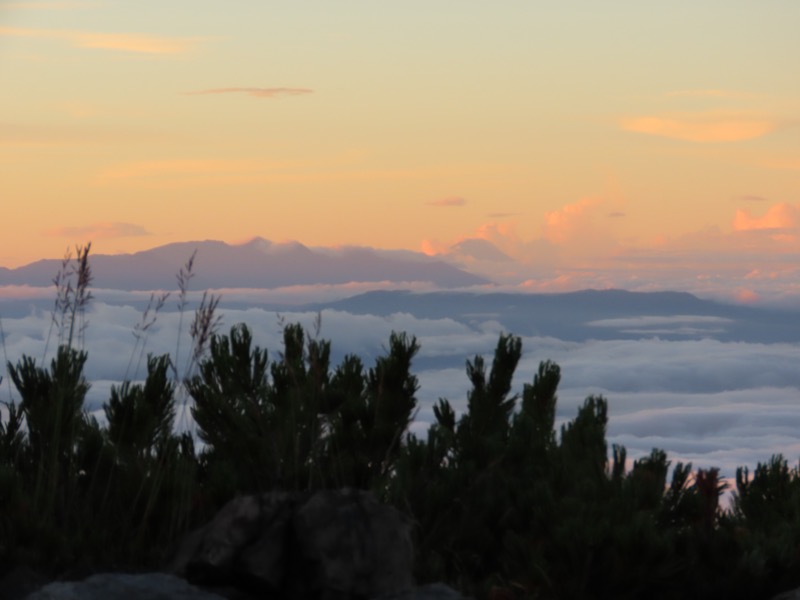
left=0, top=238, right=489, bottom=290
left=299, top=288, right=800, bottom=344
left=4, top=239, right=799, bottom=346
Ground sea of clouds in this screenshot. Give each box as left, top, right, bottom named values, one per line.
left=2, top=286, right=800, bottom=493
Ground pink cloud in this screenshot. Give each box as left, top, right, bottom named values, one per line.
left=734, top=288, right=761, bottom=304
left=185, top=88, right=313, bottom=98
left=543, top=197, right=616, bottom=246
left=733, top=203, right=800, bottom=232
left=420, top=239, right=447, bottom=256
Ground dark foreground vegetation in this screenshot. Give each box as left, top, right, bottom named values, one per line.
left=1, top=247, right=800, bottom=599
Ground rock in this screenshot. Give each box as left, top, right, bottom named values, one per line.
left=23, top=572, right=227, bottom=600
left=412, top=583, right=466, bottom=600
left=172, top=491, right=296, bottom=590
left=290, top=489, right=414, bottom=598
left=0, top=565, right=50, bottom=600
left=170, top=488, right=414, bottom=599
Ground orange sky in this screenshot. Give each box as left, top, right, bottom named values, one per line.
left=1, top=1, right=799, bottom=297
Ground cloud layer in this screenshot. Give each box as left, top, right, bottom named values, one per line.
left=0, top=26, right=202, bottom=55
left=419, top=198, right=800, bottom=306
left=2, top=292, right=799, bottom=483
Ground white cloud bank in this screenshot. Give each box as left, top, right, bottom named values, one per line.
left=1, top=299, right=799, bottom=483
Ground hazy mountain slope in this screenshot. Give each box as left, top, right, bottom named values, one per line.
left=0, top=238, right=489, bottom=290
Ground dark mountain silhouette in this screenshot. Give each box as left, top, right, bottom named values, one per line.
left=0, top=238, right=489, bottom=290
left=300, top=288, right=800, bottom=343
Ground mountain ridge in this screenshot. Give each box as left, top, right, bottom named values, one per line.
left=0, top=238, right=489, bottom=290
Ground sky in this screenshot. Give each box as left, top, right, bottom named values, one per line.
left=2, top=1, right=800, bottom=299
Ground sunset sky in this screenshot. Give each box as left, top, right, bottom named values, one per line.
left=2, top=1, right=799, bottom=299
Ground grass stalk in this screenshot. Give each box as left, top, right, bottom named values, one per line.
left=173, top=250, right=196, bottom=381
left=124, top=292, right=169, bottom=382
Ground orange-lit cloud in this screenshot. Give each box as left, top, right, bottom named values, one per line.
left=427, top=197, right=465, bottom=207
left=620, top=111, right=779, bottom=143
left=423, top=197, right=624, bottom=271
left=420, top=239, right=447, bottom=256
left=0, top=26, right=202, bottom=55
left=734, top=289, right=761, bottom=304
left=733, top=203, right=800, bottom=231
left=45, top=222, right=151, bottom=239
left=543, top=197, right=608, bottom=245
left=185, top=88, right=313, bottom=98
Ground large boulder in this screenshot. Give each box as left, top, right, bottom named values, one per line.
left=290, top=489, right=414, bottom=598
left=173, top=491, right=296, bottom=591
left=171, top=488, right=414, bottom=599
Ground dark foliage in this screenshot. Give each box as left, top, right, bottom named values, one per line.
left=1, top=317, right=800, bottom=598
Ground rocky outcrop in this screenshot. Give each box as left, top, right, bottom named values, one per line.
left=23, top=572, right=227, bottom=600
left=170, top=488, right=415, bottom=599
left=18, top=489, right=464, bottom=600
left=23, top=576, right=463, bottom=600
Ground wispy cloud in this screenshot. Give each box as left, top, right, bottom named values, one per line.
left=427, top=197, right=466, bottom=207
left=487, top=212, right=518, bottom=218
left=44, top=222, right=152, bottom=239
left=620, top=111, right=780, bottom=143
left=737, top=195, right=768, bottom=203
left=184, top=88, right=313, bottom=98
left=5, top=1, right=103, bottom=8
left=607, top=211, right=626, bottom=218
left=0, top=26, right=203, bottom=55
left=666, top=89, right=737, bottom=98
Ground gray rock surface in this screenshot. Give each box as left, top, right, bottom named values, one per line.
left=291, top=489, right=414, bottom=598
left=1, top=566, right=50, bottom=600
left=415, top=583, right=466, bottom=600
left=19, top=489, right=464, bottom=600
left=171, top=488, right=414, bottom=599
left=24, top=572, right=226, bottom=600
